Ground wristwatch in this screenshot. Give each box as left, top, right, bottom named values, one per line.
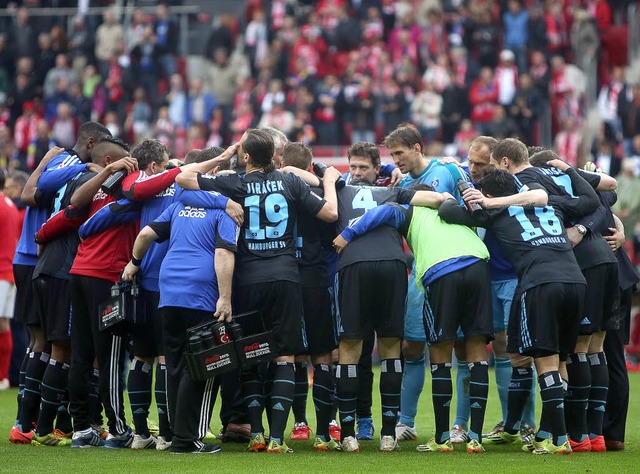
left=575, top=224, right=587, bottom=235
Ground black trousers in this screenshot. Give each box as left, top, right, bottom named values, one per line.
left=603, top=287, right=632, bottom=442
left=68, top=275, right=129, bottom=435
left=162, top=306, right=218, bottom=451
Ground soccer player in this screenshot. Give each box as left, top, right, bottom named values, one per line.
left=62, top=137, right=137, bottom=448
left=10, top=122, right=112, bottom=444
left=439, top=166, right=601, bottom=454
left=280, top=142, right=340, bottom=450
left=176, top=129, right=340, bottom=454
left=382, top=123, right=471, bottom=443
left=495, top=140, right=619, bottom=452
left=121, top=188, right=238, bottom=454
left=29, top=139, right=124, bottom=446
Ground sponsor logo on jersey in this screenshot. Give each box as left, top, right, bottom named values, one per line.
left=178, top=206, right=207, bottom=218
left=156, top=185, right=176, bottom=198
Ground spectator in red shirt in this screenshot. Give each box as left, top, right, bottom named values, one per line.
left=469, top=66, right=499, bottom=134
left=14, top=102, right=42, bottom=170
left=0, top=170, right=21, bottom=390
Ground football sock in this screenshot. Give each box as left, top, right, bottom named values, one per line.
left=241, top=366, right=264, bottom=435
left=336, top=364, right=358, bottom=440
left=536, top=371, right=568, bottom=445
left=565, top=353, right=590, bottom=442
left=494, top=357, right=511, bottom=423
left=20, top=351, right=49, bottom=432
left=504, top=366, right=534, bottom=434
left=379, top=359, right=402, bottom=437
left=329, top=364, right=338, bottom=421
left=431, top=362, right=453, bottom=443
left=127, top=359, right=153, bottom=437
left=55, top=387, right=73, bottom=434
left=453, top=360, right=469, bottom=430
left=522, top=365, right=537, bottom=428
left=398, top=354, right=425, bottom=428
left=293, top=361, right=309, bottom=424
left=15, top=348, right=30, bottom=427
left=36, top=359, right=69, bottom=436
left=588, top=352, right=609, bottom=439
left=468, top=361, right=489, bottom=442
left=155, top=362, right=172, bottom=438
left=313, top=363, right=334, bottom=441
left=269, top=362, right=295, bottom=444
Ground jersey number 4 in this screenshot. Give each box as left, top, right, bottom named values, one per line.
left=351, top=188, right=378, bottom=211
left=508, top=206, right=562, bottom=241
left=244, top=193, right=289, bottom=240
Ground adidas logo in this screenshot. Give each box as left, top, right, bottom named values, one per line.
left=273, top=402, right=285, bottom=411
left=133, top=408, right=146, bottom=415
left=556, top=402, right=564, bottom=409
left=470, top=402, right=482, bottom=409
left=342, top=416, right=354, bottom=423
left=580, top=317, right=591, bottom=325
left=383, top=411, right=396, bottom=417
left=443, top=401, right=451, bottom=407
left=595, top=405, right=606, bottom=412
left=248, top=400, right=261, bottom=408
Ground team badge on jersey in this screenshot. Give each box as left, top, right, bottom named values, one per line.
left=431, top=178, right=440, bottom=188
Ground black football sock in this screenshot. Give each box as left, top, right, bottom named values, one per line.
left=587, top=352, right=609, bottom=438
left=313, top=364, right=334, bottom=441
left=15, top=348, right=30, bottom=426
left=20, top=351, right=49, bottom=432
left=330, top=364, right=338, bottom=421
left=379, top=359, right=402, bottom=437
left=336, top=364, right=358, bottom=440
left=536, top=371, right=568, bottom=445
left=263, top=362, right=275, bottom=429
left=155, top=362, right=172, bottom=438
left=293, top=361, right=309, bottom=424
left=241, top=366, right=264, bottom=435
left=55, top=386, right=73, bottom=434
left=269, top=362, right=295, bottom=444
left=431, top=362, right=453, bottom=444
left=565, top=353, right=590, bottom=442
left=468, top=361, right=489, bottom=442
left=504, top=366, right=534, bottom=434
left=36, top=359, right=69, bottom=436
left=127, top=359, right=153, bottom=437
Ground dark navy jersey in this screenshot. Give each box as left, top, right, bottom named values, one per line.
left=14, top=150, right=85, bottom=266
left=150, top=202, right=238, bottom=312
left=514, top=166, right=617, bottom=270
left=439, top=200, right=585, bottom=291
left=335, top=184, right=415, bottom=271
left=33, top=170, right=93, bottom=280
left=295, top=185, right=333, bottom=288
left=196, top=170, right=325, bottom=285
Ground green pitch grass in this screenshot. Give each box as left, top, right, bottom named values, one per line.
left=1, top=368, right=638, bottom=473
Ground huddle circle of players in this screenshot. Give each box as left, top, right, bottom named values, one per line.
left=7, top=122, right=634, bottom=455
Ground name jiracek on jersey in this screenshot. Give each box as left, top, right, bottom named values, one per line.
left=246, top=180, right=285, bottom=195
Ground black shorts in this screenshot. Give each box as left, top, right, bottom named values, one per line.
left=234, top=281, right=306, bottom=357
left=581, top=263, right=620, bottom=335
left=423, top=260, right=493, bottom=345
left=34, top=276, right=71, bottom=342
left=13, top=264, right=40, bottom=326
left=297, top=286, right=337, bottom=356
left=335, top=260, right=407, bottom=340
left=507, top=282, right=586, bottom=357
left=131, top=290, right=164, bottom=358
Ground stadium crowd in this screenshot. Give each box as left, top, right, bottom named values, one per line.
left=0, top=0, right=638, bottom=459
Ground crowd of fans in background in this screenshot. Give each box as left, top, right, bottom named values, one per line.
left=1, top=0, right=640, bottom=252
